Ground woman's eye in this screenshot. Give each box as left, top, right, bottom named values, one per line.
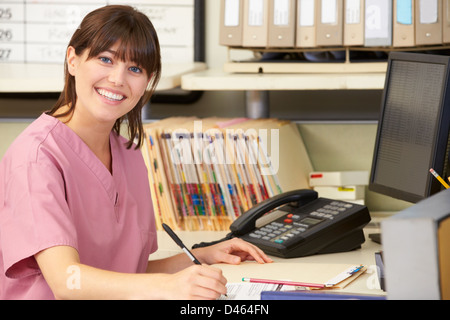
left=129, top=66, right=142, bottom=74
left=99, top=56, right=112, bottom=64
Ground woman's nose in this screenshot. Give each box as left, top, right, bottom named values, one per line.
left=108, top=66, right=126, bottom=86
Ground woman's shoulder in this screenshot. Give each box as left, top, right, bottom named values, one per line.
left=1, top=113, right=61, bottom=166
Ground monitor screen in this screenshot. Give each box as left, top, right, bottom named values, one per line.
left=369, top=52, right=450, bottom=203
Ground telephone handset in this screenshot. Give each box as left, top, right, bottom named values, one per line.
left=228, top=189, right=371, bottom=258
left=229, top=189, right=318, bottom=236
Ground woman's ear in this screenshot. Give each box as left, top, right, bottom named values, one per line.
left=66, top=46, right=77, bottom=76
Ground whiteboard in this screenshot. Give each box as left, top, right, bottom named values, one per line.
left=0, top=0, right=203, bottom=65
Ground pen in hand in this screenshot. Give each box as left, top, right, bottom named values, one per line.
left=162, top=223, right=201, bottom=265
left=163, top=223, right=229, bottom=298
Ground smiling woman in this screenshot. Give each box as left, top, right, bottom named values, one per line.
left=0, top=5, right=272, bottom=300
left=47, top=4, right=162, bottom=150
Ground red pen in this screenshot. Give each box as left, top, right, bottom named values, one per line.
left=242, top=277, right=325, bottom=289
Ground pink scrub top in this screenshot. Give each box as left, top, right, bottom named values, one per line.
left=0, top=113, right=157, bottom=299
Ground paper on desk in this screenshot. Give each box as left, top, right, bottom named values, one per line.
left=324, top=265, right=367, bottom=288
left=220, top=282, right=300, bottom=300
left=215, top=262, right=366, bottom=290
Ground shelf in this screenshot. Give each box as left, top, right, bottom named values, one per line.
left=181, top=64, right=387, bottom=118
left=181, top=68, right=387, bottom=91
left=0, top=62, right=206, bottom=93
left=223, top=61, right=387, bottom=74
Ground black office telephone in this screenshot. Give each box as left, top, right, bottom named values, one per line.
left=193, top=189, right=371, bottom=258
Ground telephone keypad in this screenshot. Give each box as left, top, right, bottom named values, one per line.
left=248, top=199, right=356, bottom=245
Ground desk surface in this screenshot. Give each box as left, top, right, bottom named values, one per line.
left=151, top=228, right=385, bottom=298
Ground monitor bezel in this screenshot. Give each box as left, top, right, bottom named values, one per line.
left=369, top=52, right=450, bottom=203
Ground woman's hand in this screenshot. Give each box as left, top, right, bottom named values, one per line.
left=159, top=264, right=227, bottom=300
left=193, top=238, right=273, bottom=265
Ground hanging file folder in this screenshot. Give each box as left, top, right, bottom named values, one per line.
left=220, top=0, right=245, bottom=47
left=415, top=0, right=442, bottom=46
left=296, top=0, right=317, bottom=47
left=393, top=0, right=415, bottom=47
left=344, top=0, right=364, bottom=46
left=142, top=118, right=313, bottom=231
left=268, top=0, right=296, bottom=47
left=243, top=0, right=270, bottom=47
left=317, top=0, right=344, bottom=46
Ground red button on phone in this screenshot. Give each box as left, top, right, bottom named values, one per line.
left=284, top=219, right=293, bottom=224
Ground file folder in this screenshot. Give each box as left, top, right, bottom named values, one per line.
left=393, top=0, right=415, bottom=47
left=444, top=0, right=450, bottom=43
left=220, top=0, right=245, bottom=46
left=415, top=0, right=442, bottom=46
left=296, top=0, right=317, bottom=47
left=243, top=0, right=270, bottom=47
left=365, top=0, right=392, bottom=46
left=317, top=0, right=344, bottom=46
left=344, top=0, right=364, bottom=46
left=268, top=0, right=297, bottom=47
left=142, top=118, right=313, bottom=231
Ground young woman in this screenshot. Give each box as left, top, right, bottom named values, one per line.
left=0, top=5, right=271, bottom=300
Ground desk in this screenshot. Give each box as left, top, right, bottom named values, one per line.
left=150, top=227, right=385, bottom=298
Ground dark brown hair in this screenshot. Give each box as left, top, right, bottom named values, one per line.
left=47, top=5, right=161, bottom=149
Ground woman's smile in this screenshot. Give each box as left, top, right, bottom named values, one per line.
left=95, top=88, right=126, bottom=102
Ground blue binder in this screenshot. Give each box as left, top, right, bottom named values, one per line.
left=261, top=290, right=386, bottom=300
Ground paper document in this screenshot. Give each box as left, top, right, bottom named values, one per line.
left=220, top=282, right=297, bottom=300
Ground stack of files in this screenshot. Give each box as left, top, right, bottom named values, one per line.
left=220, top=0, right=298, bottom=48
left=220, top=0, right=450, bottom=53
left=309, top=171, right=369, bottom=204
left=215, top=262, right=376, bottom=300
left=142, top=117, right=313, bottom=231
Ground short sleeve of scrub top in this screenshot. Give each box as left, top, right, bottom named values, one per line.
left=0, top=113, right=157, bottom=299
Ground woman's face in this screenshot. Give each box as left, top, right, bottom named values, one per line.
left=67, top=42, right=150, bottom=127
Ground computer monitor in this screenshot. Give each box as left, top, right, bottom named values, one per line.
left=369, top=52, right=450, bottom=203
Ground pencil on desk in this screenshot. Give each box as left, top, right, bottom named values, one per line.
left=429, top=168, right=450, bottom=189
left=242, top=277, right=325, bottom=289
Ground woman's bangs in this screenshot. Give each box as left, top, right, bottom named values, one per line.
left=119, top=34, right=155, bottom=75
left=86, top=22, right=156, bottom=77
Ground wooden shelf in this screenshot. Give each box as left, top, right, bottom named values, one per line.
left=0, top=62, right=206, bottom=93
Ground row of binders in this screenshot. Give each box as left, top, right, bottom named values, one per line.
left=141, top=117, right=313, bottom=231
left=220, top=0, right=450, bottom=49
